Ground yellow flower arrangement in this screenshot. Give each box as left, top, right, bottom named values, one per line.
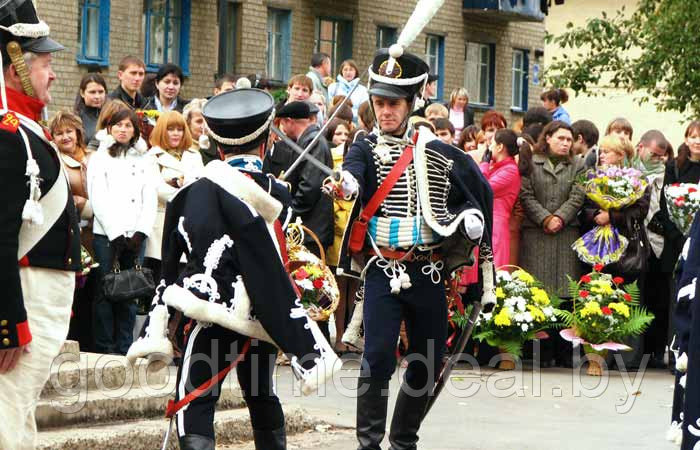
left=530, top=287, right=550, bottom=305
left=496, top=287, right=506, bottom=299
left=580, top=301, right=603, bottom=318
left=494, top=308, right=512, bottom=327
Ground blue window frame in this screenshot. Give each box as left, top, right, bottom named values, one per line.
left=464, top=42, right=495, bottom=107
left=143, top=0, right=191, bottom=74
left=511, top=48, right=529, bottom=111
left=315, top=17, right=353, bottom=75
left=425, top=34, right=444, bottom=100
left=77, top=0, right=110, bottom=66
left=376, top=26, right=397, bottom=49
left=267, top=8, right=292, bottom=82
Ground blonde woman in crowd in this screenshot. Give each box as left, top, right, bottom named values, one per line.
left=145, top=111, right=202, bottom=280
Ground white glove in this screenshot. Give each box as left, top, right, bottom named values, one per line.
left=322, top=170, right=358, bottom=199
left=463, top=212, right=484, bottom=241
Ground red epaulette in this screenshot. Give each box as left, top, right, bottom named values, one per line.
left=0, top=111, right=20, bottom=134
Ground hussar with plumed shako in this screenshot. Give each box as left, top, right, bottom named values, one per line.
left=128, top=88, right=340, bottom=450
left=324, top=1, right=497, bottom=446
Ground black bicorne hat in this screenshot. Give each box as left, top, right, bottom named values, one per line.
left=368, top=48, right=430, bottom=99
left=0, top=0, right=64, bottom=62
left=202, top=88, right=275, bottom=154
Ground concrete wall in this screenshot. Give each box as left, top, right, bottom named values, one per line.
left=544, top=0, right=687, bottom=147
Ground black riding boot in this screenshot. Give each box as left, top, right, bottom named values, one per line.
left=356, top=377, right=389, bottom=450
left=253, top=426, right=286, bottom=449
left=388, top=388, right=430, bottom=450
left=179, top=433, right=215, bottom=450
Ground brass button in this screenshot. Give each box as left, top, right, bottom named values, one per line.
left=68, top=258, right=72, bottom=265
left=0, top=320, right=6, bottom=326
left=1, top=330, right=7, bottom=335
left=2, top=338, right=9, bottom=346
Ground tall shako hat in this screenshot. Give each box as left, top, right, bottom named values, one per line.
left=0, top=0, right=63, bottom=64
left=368, top=48, right=429, bottom=100
left=202, top=88, right=275, bottom=154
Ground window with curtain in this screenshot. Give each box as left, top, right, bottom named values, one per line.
left=425, top=34, right=444, bottom=99
left=267, top=9, right=291, bottom=82
left=143, top=0, right=191, bottom=73
left=464, top=42, right=495, bottom=106
left=511, top=48, right=529, bottom=110
left=376, top=26, right=396, bottom=49
left=77, top=0, right=110, bottom=66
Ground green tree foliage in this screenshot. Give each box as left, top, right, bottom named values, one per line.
left=544, top=1, right=700, bottom=115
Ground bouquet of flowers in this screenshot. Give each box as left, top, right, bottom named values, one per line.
left=572, top=167, right=648, bottom=266
left=559, top=264, right=654, bottom=375
left=664, top=183, right=700, bottom=236
left=451, top=268, right=561, bottom=363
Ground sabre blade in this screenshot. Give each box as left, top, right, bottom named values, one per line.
left=270, top=125, right=336, bottom=178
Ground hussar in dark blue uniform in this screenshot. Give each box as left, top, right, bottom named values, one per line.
left=128, top=89, right=339, bottom=450
left=668, top=211, right=700, bottom=449
left=327, top=48, right=496, bottom=450
left=0, top=1, right=81, bottom=448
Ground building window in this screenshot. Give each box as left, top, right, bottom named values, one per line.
left=77, top=0, right=110, bottom=66
left=143, top=0, right=191, bottom=74
left=218, top=0, right=239, bottom=75
left=267, top=9, right=291, bottom=82
left=315, top=18, right=353, bottom=74
left=511, top=48, right=529, bottom=110
left=425, top=34, right=444, bottom=99
left=376, top=26, right=396, bottom=49
left=464, top=42, right=495, bottom=106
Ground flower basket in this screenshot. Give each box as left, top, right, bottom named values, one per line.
left=451, top=266, right=562, bottom=365
left=286, top=222, right=339, bottom=321
left=559, top=266, right=654, bottom=375
left=498, top=347, right=516, bottom=370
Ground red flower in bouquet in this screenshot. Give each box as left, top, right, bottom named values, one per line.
left=601, top=306, right=612, bottom=315
left=593, top=263, right=604, bottom=272
left=580, top=274, right=592, bottom=283
left=623, top=293, right=632, bottom=302
left=689, top=187, right=698, bottom=194
left=294, top=268, right=309, bottom=280
left=613, top=276, right=624, bottom=285
left=579, top=290, right=590, bottom=298
left=312, top=278, right=325, bottom=289
left=672, top=183, right=680, bottom=187
left=675, top=197, right=686, bottom=207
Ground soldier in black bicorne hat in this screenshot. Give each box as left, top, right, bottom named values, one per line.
left=128, top=89, right=340, bottom=450
left=325, top=47, right=496, bottom=449
left=0, top=1, right=81, bottom=447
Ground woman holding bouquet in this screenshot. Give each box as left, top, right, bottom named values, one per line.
left=578, top=136, right=651, bottom=369
left=659, top=122, right=700, bottom=277
left=579, top=135, right=650, bottom=281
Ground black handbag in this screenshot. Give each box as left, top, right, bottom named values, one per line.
left=609, top=215, right=650, bottom=276
left=101, top=260, right=155, bottom=303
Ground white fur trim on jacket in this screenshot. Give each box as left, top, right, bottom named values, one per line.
left=183, top=160, right=282, bottom=225
left=162, top=282, right=274, bottom=344
left=126, top=305, right=174, bottom=370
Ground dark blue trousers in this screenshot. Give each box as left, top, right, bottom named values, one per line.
left=361, top=259, right=447, bottom=392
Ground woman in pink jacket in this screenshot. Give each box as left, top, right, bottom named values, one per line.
left=461, top=129, right=524, bottom=285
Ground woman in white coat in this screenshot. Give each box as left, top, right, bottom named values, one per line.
left=88, top=108, right=158, bottom=355
left=145, top=111, right=203, bottom=280
left=327, top=59, right=369, bottom=121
